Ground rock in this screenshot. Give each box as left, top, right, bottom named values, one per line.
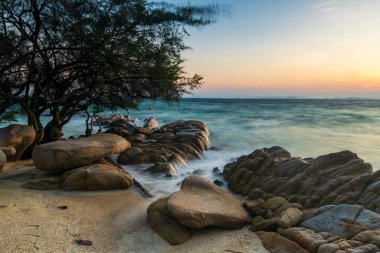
left=243, top=199, right=273, bottom=219
left=257, top=231, right=309, bottom=253
left=278, top=227, right=328, bottom=252
left=166, top=175, right=250, bottom=229
left=252, top=216, right=265, bottom=225
left=143, top=117, right=159, bottom=129
left=300, top=204, right=380, bottom=238
left=317, top=243, right=340, bottom=253
left=0, top=124, right=36, bottom=161
left=249, top=217, right=279, bottom=232
left=62, top=163, right=133, bottom=191
left=21, top=177, right=62, bottom=190
left=33, top=133, right=130, bottom=173
left=0, top=146, right=16, bottom=157
left=192, top=169, right=205, bottom=175
left=278, top=207, right=304, bottom=228
left=136, top=127, right=154, bottom=136
left=212, top=167, right=221, bottom=174
left=147, top=197, right=192, bottom=245
left=223, top=147, right=379, bottom=212
left=0, top=150, right=6, bottom=168
left=268, top=197, right=291, bottom=216
left=147, top=163, right=177, bottom=177
left=105, top=127, right=133, bottom=138
left=353, top=230, right=380, bottom=248
left=213, top=179, right=223, bottom=186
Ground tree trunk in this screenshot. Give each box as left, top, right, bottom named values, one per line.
left=42, top=120, right=63, bottom=143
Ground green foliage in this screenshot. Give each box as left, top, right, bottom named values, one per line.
left=0, top=0, right=218, bottom=141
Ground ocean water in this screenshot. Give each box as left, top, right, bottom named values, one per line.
left=3, top=98, right=380, bottom=194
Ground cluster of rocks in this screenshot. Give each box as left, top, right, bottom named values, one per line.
left=224, top=146, right=380, bottom=253
left=247, top=198, right=380, bottom=252
left=113, top=120, right=210, bottom=177
left=147, top=175, right=250, bottom=245
left=0, top=124, right=36, bottom=169
left=18, top=133, right=133, bottom=191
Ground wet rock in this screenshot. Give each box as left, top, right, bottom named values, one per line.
left=147, top=163, right=177, bottom=177
left=33, top=133, right=130, bottom=173
left=143, top=117, right=159, bottom=129
left=212, top=167, right=221, bottom=174
left=213, top=179, right=223, bottom=186
left=0, top=124, right=36, bottom=161
left=192, top=169, right=205, bottom=176
left=278, top=207, right=304, bottom=228
left=147, top=197, right=192, bottom=245
left=167, top=175, right=250, bottom=229
left=62, top=163, right=133, bottom=191
left=257, top=231, right=309, bottom=253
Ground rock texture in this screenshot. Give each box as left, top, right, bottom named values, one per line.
left=147, top=197, right=192, bottom=245
left=167, top=175, right=250, bottom=229
left=224, top=146, right=380, bottom=212
left=62, top=163, right=133, bottom=191
left=32, top=133, right=130, bottom=173
left=117, top=120, right=209, bottom=171
left=0, top=124, right=36, bottom=161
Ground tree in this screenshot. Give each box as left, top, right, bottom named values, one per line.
left=0, top=0, right=218, bottom=144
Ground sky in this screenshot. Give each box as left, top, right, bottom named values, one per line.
left=169, top=0, right=380, bottom=98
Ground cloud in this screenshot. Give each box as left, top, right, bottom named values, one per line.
left=313, top=0, right=339, bottom=13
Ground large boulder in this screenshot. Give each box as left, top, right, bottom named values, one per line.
left=147, top=197, right=192, bottom=245
left=62, top=163, right=133, bottom=190
left=32, top=133, right=130, bottom=173
left=166, top=175, right=250, bottom=229
left=0, top=124, right=36, bottom=161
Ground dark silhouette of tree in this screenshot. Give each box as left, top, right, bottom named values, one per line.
left=0, top=0, right=218, bottom=143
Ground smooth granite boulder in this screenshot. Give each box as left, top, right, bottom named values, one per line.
left=147, top=197, right=192, bottom=245
left=33, top=133, right=130, bottom=173
left=62, top=163, right=133, bottom=191
left=0, top=124, right=36, bottom=161
left=166, top=175, right=250, bottom=229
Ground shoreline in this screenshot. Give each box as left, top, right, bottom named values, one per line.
left=0, top=163, right=268, bottom=253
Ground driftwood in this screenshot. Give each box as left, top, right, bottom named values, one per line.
left=105, top=157, right=153, bottom=198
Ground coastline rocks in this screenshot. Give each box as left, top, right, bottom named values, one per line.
left=0, top=124, right=36, bottom=161
left=96, top=114, right=134, bottom=128
left=223, top=146, right=380, bottom=212
left=146, top=163, right=177, bottom=177
left=117, top=121, right=209, bottom=175
left=62, top=163, right=133, bottom=191
left=147, top=197, right=192, bottom=245
left=166, top=175, right=250, bottom=229
left=147, top=176, right=250, bottom=244
left=257, top=231, right=309, bottom=253
left=278, top=207, right=304, bottom=228
left=32, top=133, right=130, bottom=173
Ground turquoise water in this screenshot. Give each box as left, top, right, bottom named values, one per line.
left=3, top=98, right=380, bottom=193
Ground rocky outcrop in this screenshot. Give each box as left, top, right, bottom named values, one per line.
left=117, top=120, right=209, bottom=176
left=223, top=146, right=380, bottom=212
left=147, top=175, right=250, bottom=244
left=62, top=163, right=133, bottom=191
left=0, top=124, right=36, bottom=161
left=32, top=133, right=130, bottom=173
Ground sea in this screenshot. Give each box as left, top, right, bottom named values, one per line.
left=3, top=98, right=380, bottom=194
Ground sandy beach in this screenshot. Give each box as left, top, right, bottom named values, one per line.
left=0, top=162, right=268, bottom=253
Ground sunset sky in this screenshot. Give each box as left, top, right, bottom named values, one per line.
left=172, top=0, right=380, bottom=98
